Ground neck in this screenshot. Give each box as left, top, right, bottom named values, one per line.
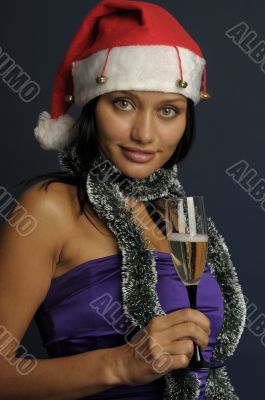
left=89, top=153, right=183, bottom=201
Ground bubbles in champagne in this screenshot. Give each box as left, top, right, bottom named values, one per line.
left=168, top=233, right=208, bottom=285
left=168, top=233, right=208, bottom=242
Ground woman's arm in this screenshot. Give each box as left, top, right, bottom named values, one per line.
left=0, top=183, right=124, bottom=399
left=0, top=346, right=124, bottom=400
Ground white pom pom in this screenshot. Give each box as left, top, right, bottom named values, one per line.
left=34, top=111, right=77, bottom=150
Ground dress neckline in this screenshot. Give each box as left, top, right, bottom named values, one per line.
left=51, top=251, right=171, bottom=283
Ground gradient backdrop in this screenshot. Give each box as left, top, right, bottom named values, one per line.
left=0, top=1, right=264, bottom=398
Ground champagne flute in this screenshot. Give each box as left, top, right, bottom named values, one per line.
left=164, top=196, right=224, bottom=371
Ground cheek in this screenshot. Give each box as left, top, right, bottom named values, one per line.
left=169, top=118, right=186, bottom=146
left=99, top=126, right=123, bottom=144
left=162, top=127, right=185, bottom=150
left=96, top=106, right=128, bottom=142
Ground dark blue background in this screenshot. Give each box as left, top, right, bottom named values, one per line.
left=1, top=1, right=264, bottom=398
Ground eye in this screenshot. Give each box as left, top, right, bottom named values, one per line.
left=160, top=107, right=180, bottom=118
left=113, top=99, right=133, bottom=111
left=113, top=98, right=180, bottom=118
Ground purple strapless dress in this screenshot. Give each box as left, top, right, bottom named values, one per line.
left=34, top=251, right=224, bottom=399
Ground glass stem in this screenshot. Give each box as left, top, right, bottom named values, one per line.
left=186, top=284, right=197, bottom=309
left=185, top=284, right=206, bottom=366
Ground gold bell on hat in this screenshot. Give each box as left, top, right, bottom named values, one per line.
left=200, top=65, right=211, bottom=99
left=176, top=79, right=188, bottom=88
left=200, top=91, right=211, bottom=100
left=65, top=94, right=74, bottom=103
left=95, top=76, right=107, bottom=84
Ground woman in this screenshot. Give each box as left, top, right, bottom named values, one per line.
left=0, top=0, right=246, bottom=399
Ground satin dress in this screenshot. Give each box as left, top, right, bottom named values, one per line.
left=34, top=251, right=224, bottom=399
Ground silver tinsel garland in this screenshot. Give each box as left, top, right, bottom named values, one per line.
left=58, top=145, right=246, bottom=400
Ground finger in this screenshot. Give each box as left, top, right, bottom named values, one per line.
left=163, top=308, right=211, bottom=335
left=153, top=353, right=192, bottom=374
left=172, top=354, right=191, bottom=370
left=163, top=322, right=209, bottom=351
left=163, top=339, right=194, bottom=356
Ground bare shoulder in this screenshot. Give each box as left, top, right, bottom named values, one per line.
left=1, top=180, right=80, bottom=269
left=17, top=180, right=79, bottom=218
left=0, top=180, right=81, bottom=350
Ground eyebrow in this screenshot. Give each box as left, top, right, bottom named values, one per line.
left=114, top=90, right=187, bottom=104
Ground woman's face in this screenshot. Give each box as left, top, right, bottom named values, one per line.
left=94, top=90, right=188, bottom=179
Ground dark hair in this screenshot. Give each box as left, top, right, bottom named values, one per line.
left=17, top=95, right=196, bottom=224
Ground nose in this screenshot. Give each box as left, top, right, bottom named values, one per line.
left=130, top=110, right=155, bottom=144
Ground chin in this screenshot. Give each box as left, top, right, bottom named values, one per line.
left=126, top=170, right=153, bottom=179
left=115, top=161, right=160, bottom=179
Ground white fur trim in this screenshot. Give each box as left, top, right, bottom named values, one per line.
left=34, top=111, right=76, bottom=151
left=72, top=45, right=206, bottom=106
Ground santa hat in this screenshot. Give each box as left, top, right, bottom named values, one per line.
left=34, top=0, right=210, bottom=151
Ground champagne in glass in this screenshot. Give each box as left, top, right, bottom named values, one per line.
left=165, top=196, right=223, bottom=371
left=169, top=232, right=208, bottom=287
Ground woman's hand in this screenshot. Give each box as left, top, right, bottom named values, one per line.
left=116, top=308, right=211, bottom=386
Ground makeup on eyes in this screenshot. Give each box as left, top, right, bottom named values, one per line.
left=114, top=90, right=186, bottom=104
left=112, top=97, right=183, bottom=116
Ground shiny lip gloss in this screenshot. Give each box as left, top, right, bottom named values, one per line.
left=121, top=147, right=156, bottom=163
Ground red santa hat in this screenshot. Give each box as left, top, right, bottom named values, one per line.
left=34, top=0, right=210, bottom=151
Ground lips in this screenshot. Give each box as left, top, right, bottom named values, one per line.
left=121, top=147, right=156, bottom=163
left=123, top=146, right=155, bottom=154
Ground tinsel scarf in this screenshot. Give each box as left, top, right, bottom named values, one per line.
left=58, top=146, right=246, bottom=400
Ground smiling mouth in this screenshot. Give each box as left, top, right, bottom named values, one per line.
left=121, top=147, right=156, bottom=163
left=122, top=146, right=156, bottom=154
